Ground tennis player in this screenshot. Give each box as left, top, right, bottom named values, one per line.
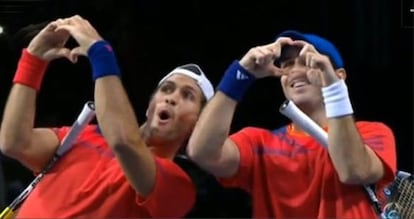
left=0, top=15, right=214, bottom=218
left=187, top=30, right=397, bottom=218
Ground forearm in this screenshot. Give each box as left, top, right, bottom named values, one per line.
left=94, top=77, right=141, bottom=146
left=322, top=80, right=383, bottom=184
left=0, top=84, right=37, bottom=154
left=189, top=60, right=254, bottom=168
left=94, top=76, right=156, bottom=196
left=327, top=116, right=382, bottom=184
left=0, top=49, right=47, bottom=154
left=188, top=92, right=237, bottom=162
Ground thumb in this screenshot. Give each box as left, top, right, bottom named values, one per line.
left=269, top=65, right=285, bottom=77
left=69, top=47, right=86, bottom=63
left=43, top=47, right=71, bottom=61
left=54, top=48, right=71, bottom=59
left=306, top=69, right=323, bottom=87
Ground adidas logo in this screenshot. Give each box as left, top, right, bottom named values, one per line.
left=236, top=70, right=249, bottom=80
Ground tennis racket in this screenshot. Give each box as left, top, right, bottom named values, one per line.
left=279, top=100, right=383, bottom=216
left=381, top=170, right=414, bottom=219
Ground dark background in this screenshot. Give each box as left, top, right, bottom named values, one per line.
left=0, top=0, right=412, bottom=217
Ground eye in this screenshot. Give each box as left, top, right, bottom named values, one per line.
left=182, top=90, right=195, bottom=101
left=160, top=84, right=174, bottom=93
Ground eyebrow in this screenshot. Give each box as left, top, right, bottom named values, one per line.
left=162, top=80, right=198, bottom=94
left=181, top=84, right=198, bottom=94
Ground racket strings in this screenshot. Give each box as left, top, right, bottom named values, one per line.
left=396, top=178, right=414, bottom=218
left=383, top=175, right=414, bottom=219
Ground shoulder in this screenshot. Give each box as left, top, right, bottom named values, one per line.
left=52, top=124, right=101, bottom=141
left=356, top=121, right=394, bottom=134
left=233, top=126, right=288, bottom=140
left=235, top=126, right=285, bottom=136
left=154, top=156, right=191, bottom=179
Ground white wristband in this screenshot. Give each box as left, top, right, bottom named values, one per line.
left=322, top=80, right=354, bottom=118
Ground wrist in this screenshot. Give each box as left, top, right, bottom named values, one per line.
left=25, top=47, right=45, bottom=60
left=322, top=80, right=354, bottom=118
left=216, top=60, right=256, bottom=102
left=13, top=49, right=49, bottom=91
left=87, top=40, right=121, bottom=81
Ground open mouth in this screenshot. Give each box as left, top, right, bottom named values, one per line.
left=290, top=81, right=308, bottom=88
left=158, top=110, right=171, bottom=121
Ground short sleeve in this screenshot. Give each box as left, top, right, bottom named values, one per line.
left=30, top=126, right=72, bottom=176
left=217, top=127, right=263, bottom=193
left=136, top=157, right=196, bottom=218
left=52, top=126, right=71, bottom=141
left=358, top=122, right=397, bottom=183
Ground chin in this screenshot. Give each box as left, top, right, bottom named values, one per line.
left=148, top=129, right=174, bottom=142
left=289, top=95, right=316, bottom=106
left=289, top=95, right=308, bottom=104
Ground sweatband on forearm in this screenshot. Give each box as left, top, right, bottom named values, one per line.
left=217, top=60, right=256, bottom=102
left=322, top=80, right=354, bottom=118
left=87, top=40, right=121, bottom=80
left=13, top=49, right=48, bottom=91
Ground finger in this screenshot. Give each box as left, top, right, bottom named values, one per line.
left=269, top=37, right=295, bottom=59
left=54, top=47, right=71, bottom=57
left=298, top=42, right=318, bottom=56
left=251, top=46, right=266, bottom=65
left=68, top=50, right=79, bottom=63
left=72, top=14, right=85, bottom=20
left=306, top=52, right=328, bottom=70
left=70, top=15, right=86, bottom=25
left=45, top=21, right=58, bottom=31
left=274, top=36, right=295, bottom=45
left=268, top=65, right=285, bottom=77
left=71, top=55, right=78, bottom=64
left=306, top=52, right=312, bottom=67
left=306, top=69, right=323, bottom=87
left=70, top=47, right=86, bottom=59
left=54, top=18, right=67, bottom=27
left=291, top=40, right=307, bottom=48
left=43, top=48, right=70, bottom=61
left=54, top=24, right=76, bottom=34
left=299, top=44, right=310, bottom=57
left=305, top=52, right=318, bottom=69
left=260, top=44, right=281, bottom=62
left=255, top=46, right=275, bottom=65
left=83, top=19, right=94, bottom=29
left=38, top=20, right=60, bottom=34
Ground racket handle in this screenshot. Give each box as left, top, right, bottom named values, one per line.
left=0, top=207, right=15, bottom=219
left=279, top=100, right=328, bottom=147
left=57, top=101, right=96, bottom=155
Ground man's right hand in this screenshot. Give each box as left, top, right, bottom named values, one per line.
left=239, top=37, right=296, bottom=78
left=26, top=19, right=72, bottom=62
left=54, top=15, right=104, bottom=63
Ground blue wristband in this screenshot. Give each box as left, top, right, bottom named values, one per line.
left=217, top=60, right=256, bottom=102
left=87, top=40, right=121, bottom=81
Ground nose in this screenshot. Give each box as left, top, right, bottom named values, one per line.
left=165, top=98, right=176, bottom=105
left=164, top=91, right=179, bottom=106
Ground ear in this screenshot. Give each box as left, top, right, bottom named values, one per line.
left=336, top=68, right=347, bottom=80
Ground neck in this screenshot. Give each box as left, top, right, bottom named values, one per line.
left=140, top=123, right=183, bottom=159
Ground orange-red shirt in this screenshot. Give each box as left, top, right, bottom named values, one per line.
left=219, top=121, right=396, bottom=218
left=17, top=125, right=196, bottom=218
